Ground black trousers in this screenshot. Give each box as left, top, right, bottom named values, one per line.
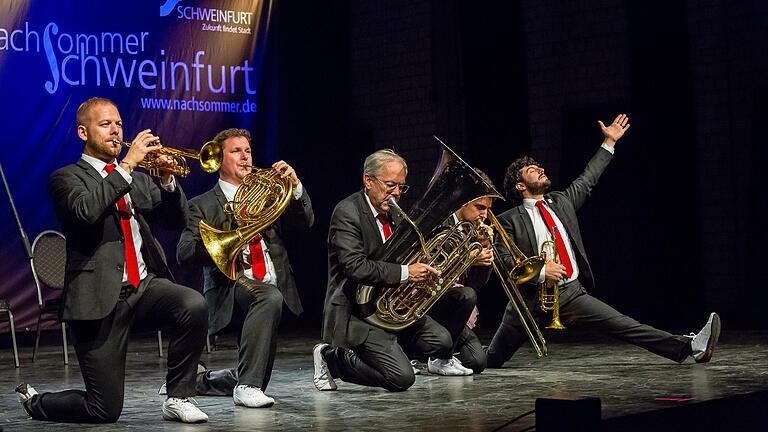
left=196, top=281, right=283, bottom=395
left=427, top=285, right=486, bottom=373
left=486, top=279, right=692, bottom=368
left=26, top=276, right=208, bottom=423
left=323, top=315, right=452, bottom=392
left=454, top=327, right=486, bottom=374
left=428, top=285, right=477, bottom=351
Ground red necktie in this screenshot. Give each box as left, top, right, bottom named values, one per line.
left=535, top=200, right=573, bottom=278
left=104, top=164, right=141, bottom=288
left=377, top=213, right=392, bottom=241
left=248, top=233, right=267, bottom=279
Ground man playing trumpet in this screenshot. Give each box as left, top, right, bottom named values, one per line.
left=16, top=97, right=210, bottom=424
left=486, top=114, right=721, bottom=367
left=176, top=128, right=313, bottom=408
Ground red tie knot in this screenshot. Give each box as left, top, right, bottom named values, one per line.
left=104, top=163, right=116, bottom=173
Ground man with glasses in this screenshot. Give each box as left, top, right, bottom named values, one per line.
left=313, top=149, right=469, bottom=393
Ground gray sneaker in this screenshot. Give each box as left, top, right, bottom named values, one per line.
left=690, top=312, right=721, bottom=363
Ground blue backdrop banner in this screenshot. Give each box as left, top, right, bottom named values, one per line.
left=0, top=0, right=276, bottom=332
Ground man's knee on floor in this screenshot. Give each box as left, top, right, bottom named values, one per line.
left=382, top=369, right=415, bottom=392
left=88, top=397, right=123, bottom=423
left=466, top=353, right=487, bottom=374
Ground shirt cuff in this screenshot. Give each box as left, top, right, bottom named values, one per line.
left=113, top=164, right=133, bottom=184
left=292, top=182, right=303, bottom=200
left=400, top=265, right=409, bottom=283
left=537, top=265, right=546, bottom=284
left=161, top=176, right=177, bottom=192
left=601, top=143, right=615, bottom=154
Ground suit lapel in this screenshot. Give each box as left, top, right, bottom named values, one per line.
left=515, top=206, right=538, bottom=255
left=355, top=190, right=383, bottom=250
left=214, top=184, right=236, bottom=230
left=76, top=158, right=103, bottom=183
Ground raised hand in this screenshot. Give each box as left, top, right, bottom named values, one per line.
left=598, top=113, right=630, bottom=146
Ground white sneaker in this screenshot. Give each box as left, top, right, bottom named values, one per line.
left=233, top=385, right=275, bottom=408
left=690, top=312, right=721, bottom=363
left=15, top=383, right=37, bottom=416
left=312, top=343, right=337, bottom=391
left=427, top=356, right=473, bottom=376
left=162, top=397, right=208, bottom=423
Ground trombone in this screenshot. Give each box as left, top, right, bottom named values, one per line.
left=486, top=210, right=549, bottom=358
left=112, top=139, right=222, bottom=178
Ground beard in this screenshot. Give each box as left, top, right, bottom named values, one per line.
left=525, top=177, right=551, bottom=196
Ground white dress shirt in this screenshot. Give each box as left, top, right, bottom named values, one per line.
left=364, top=192, right=409, bottom=283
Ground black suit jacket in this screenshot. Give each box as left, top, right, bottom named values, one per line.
left=322, top=190, right=403, bottom=347
left=48, top=159, right=186, bottom=321
left=495, top=147, right=614, bottom=304
left=177, top=182, right=313, bottom=334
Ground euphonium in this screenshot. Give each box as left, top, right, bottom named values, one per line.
left=486, top=210, right=549, bottom=357
left=539, top=228, right=566, bottom=330
left=112, top=139, right=222, bottom=178
left=200, top=167, right=293, bottom=279
left=355, top=137, right=503, bottom=331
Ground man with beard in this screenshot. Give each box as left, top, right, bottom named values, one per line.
left=486, top=114, right=721, bottom=367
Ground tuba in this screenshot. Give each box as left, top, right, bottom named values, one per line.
left=200, top=167, right=293, bottom=279
left=355, top=137, right=502, bottom=331
left=486, top=210, right=549, bottom=357
left=112, top=139, right=222, bottom=178
left=539, top=228, right=566, bottom=329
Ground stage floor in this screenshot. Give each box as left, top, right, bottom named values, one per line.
left=1, top=329, right=766, bottom=431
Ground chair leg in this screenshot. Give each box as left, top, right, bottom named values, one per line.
left=61, top=322, right=69, bottom=365
left=8, top=309, right=19, bottom=368
left=205, top=333, right=212, bottom=353
left=32, top=312, right=43, bottom=362
left=157, top=330, right=163, bottom=358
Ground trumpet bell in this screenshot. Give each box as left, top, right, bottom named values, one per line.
left=198, top=140, right=223, bottom=174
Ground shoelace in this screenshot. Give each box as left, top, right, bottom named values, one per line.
left=179, top=397, right=200, bottom=406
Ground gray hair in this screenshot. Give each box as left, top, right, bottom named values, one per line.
left=363, top=149, right=408, bottom=177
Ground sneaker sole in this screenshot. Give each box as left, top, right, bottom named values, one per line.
left=162, top=414, right=208, bottom=423
left=696, top=313, right=721, bottom=363
left=703, top=313, right=721, bottom=361
left=234, top=398, right=275, bottom=408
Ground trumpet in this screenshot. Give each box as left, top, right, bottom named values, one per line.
left=486, top=210, right=549, bottom=357
left=112, top=138, right=222, bottom=178
left=539, top=228, right=566, bottom=330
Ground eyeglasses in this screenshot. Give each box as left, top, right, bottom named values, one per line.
left=370, top=175, right=410, bottom=194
